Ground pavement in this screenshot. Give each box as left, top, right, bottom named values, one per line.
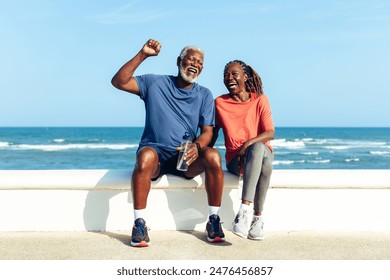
left=1, top=230, right=390, bottom=260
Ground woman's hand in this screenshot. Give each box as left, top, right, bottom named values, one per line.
left=238, top=140, right=252, bottom=168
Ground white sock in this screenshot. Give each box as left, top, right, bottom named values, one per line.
left=252, top=214, right=262, bottom=222
left=239, top=203, right=251, bottom=213
left=134, top=209, right=146, bottom=221
left=209, top=206, right=220, bottom=216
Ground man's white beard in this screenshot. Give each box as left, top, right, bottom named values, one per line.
left=180, top=65, right=198, bottom=84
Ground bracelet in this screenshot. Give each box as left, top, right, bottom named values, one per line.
left=195, top=142, right=202, bottom=155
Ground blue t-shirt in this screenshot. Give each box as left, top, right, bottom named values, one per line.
left=135, top=74, right=214, bottom=151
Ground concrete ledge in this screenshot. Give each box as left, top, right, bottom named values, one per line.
left=0, top=169, right=389, bottom=232
left=1, top=169, right=389, bottom=190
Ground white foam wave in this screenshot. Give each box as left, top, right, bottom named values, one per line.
left=310, top=139, right=328, bottom=145
left=345, top=158, right=360, bottom=162
left=11, top=143, right=138, bottom=151
left=324, top=145, right=351, bottom=150
left=323, top=140, right=388, bottom=149
left=271, top=139, right=305, bottom=149
left=307, top=159, right=331, bottom=164
left=273, top=138, right=388, bottom=152
left=215, top=145, right=226, bottom=150
left=53, top=139, right=65, bottom=143
left=370, top=151, right=390, bottom=155
left=275, top=151, right=291, bottom=155
left=0, top=141, right=10, bottom=148
left=273, top=160, right=295, bottom=165
left=273, top=160, right=305, bottom=165
left=302, top=152, right=319, bottom=155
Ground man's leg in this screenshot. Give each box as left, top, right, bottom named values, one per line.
left=130, top=146, right=160, bottom=247
left=186, top=147, right=224, bottom=205
left=132, top=146, right=160, bottom=209
left=186, top=147, right=225, bottom=242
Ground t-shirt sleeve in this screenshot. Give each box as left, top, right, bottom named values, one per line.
left=134, top=74, right=159, bottom=100
left=259, top=95, right=274, bottom=131
left=199, top=89, right=215, bottom=126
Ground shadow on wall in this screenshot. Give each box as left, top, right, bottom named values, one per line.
left=163, top=173, right=236, bottom=230
left=83, top=169, right=132, bottom=231
left=82, top=170, right=238, bottom=231
left=161, top=173, right=207, bottom=230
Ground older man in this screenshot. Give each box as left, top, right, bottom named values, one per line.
left=111, top=39, right=225, bottom=247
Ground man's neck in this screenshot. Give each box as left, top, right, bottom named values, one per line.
left=176, top=76, right=194, bottom=89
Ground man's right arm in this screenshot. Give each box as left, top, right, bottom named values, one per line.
left=111, top=39, right=162, bottom=95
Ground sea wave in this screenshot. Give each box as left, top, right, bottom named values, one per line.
left=0, top=141, right=10, bottom=147
left=4, top=143, right=138, bottom=151
left=322, top=140, right=388, bottom=149
left=345, top=158, right=360, bottom=162
left=273, top=160, right=305, bottom=165
left=273, top=160, right=295, bottom=165
left=215, top=145, right=226, bottom=150
left=370, top=151, right=390, bottom=155
left=308, top=139, right=328, bottom=145
left=271, top=139, right=305, bottom=148
left=324, top=145, right=351, bottom=150
left=307, top=159, right=331, bottom=164
left=274, top=151, right=291, bottom=155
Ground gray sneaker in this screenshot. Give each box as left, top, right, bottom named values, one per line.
left=248, top=217, right=265, bottom=240
left=232, top=210, right=249, bottom=238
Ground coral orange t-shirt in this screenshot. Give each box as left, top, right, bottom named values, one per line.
left=215, top=93, right=274, bottom=165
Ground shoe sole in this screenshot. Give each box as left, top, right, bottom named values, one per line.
left=232, top=230, right=248, bottom=238
left=131, top=241, right=151, bottom=247
left=248, top=235, right=265, bottom=241
left=207, top=236, right=225, bottom=243
left=232, top=225, right=248, bottom=238
left=205, top=229, right=225, bottom=243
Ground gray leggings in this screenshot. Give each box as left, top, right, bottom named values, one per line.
left=227, top=142, right=273, bottom=213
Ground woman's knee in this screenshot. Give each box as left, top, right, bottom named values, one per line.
left=248, top=142, right=266, bottom=155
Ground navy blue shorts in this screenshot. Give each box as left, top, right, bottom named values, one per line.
left=137, top=144, right=194, bottom=180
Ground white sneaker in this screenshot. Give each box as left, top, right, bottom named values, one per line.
left=248, top=217, right=265, bottom=240
left=232, top=210, right=249, bottom=238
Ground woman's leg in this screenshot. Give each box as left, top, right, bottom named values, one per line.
left=242, top=142, right=268, bottom=205
left=245, top=143, right=273, bottom=240
left=251, top=144, right=273, bottom=215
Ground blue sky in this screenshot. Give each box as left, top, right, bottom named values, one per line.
left=1, top=0, right=389, bottom=127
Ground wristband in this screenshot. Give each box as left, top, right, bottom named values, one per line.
left=195, top=142, right=202, bottom=155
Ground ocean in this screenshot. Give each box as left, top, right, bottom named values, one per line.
left=0, top=127, right=389, bottom=170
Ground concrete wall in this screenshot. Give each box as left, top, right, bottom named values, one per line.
left=0, top=169, right=389, bottom=232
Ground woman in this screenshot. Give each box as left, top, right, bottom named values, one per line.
left=212, top=60, right=275, bottom=240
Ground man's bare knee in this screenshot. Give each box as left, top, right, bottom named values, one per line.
left=202, top=148, right=222, bottom=169
left=135, top=147, right=159, bottom=173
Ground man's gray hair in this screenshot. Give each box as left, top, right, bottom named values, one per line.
left=179, top=45, right=204, bottom=59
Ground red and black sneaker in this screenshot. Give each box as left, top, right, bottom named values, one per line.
left=131, top=218, right=151, bottom=247
left=206, top=214, right=225, bottom=243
